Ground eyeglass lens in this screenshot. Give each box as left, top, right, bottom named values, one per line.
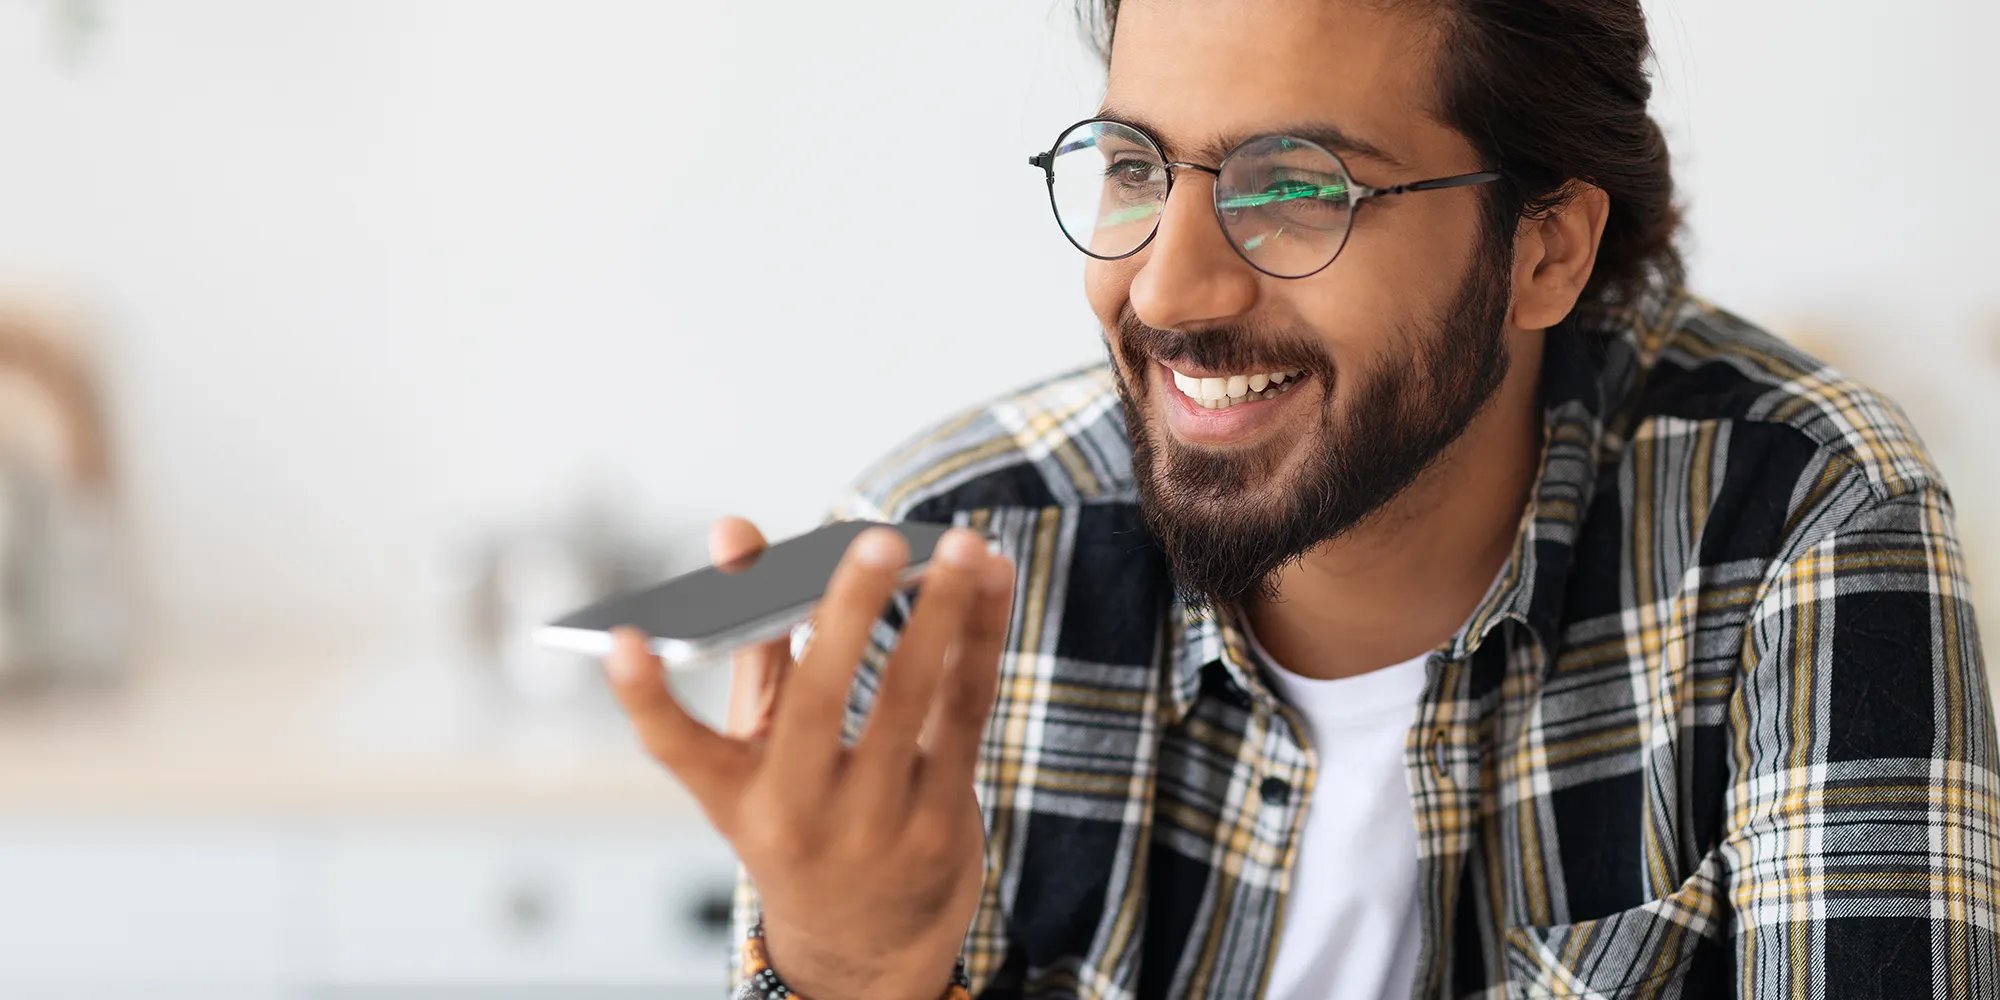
left=1046, top=120, right=1357, bottom=278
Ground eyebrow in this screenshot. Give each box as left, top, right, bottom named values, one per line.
left=1093, top=103, right=1409, bottom=173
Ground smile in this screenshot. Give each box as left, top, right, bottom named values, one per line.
left=1154, top=360, right=1315, bottom=445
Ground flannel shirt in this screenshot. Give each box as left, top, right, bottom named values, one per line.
left=726, top=278, right=1999, bottom=999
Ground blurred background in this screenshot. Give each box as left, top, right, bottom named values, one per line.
left=0, top=0, right=1994, bottom=996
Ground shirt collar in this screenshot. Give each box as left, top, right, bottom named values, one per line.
left=1161, top=282, right=1679, bottom=725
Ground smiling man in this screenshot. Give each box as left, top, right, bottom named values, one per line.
left=640, top=0, right=2000, bottom=997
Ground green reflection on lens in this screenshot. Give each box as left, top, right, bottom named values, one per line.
left=1219, top=178, right=1348, bottom=210
left=1100, top=203, right=1162, bottom=226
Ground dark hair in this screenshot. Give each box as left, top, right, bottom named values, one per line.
left=1074, top=0, right=1687, bottom=309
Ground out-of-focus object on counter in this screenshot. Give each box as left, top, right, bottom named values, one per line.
left=0, top=292, right=132, bottom=695
left=457, top=487, right=676, bottom=708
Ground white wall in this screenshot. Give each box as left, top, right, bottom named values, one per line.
left=1, top=0, right=1995, bottom=663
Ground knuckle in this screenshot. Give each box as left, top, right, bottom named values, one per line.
left=772, top=823, right=821, bottom=860
left=826, top=814, right=881, bottom=858
left=743, top=811, right=817, bottom=861
left=901, top=819, right=953, bottom=865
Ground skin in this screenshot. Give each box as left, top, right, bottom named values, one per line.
left=606, top=521, right=1014, bottom=1000
left=1094, top=0, right=1611, bottom=679
left=602, top=1, right=1612, bottom=995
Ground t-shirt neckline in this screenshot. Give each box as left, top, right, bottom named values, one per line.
left=1242, top=615, right=1432, bottom=723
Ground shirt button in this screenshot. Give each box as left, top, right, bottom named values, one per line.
left=1259, top=776, right=1291, bottom=806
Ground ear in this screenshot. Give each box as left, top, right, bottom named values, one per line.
left=1508, top=180, right=1611, bottom=331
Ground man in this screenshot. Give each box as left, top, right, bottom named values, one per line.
left=602, top=0, right=1999, bottom=996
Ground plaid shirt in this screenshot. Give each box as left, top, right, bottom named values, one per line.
left=727, top=279, right=1999, bottom=999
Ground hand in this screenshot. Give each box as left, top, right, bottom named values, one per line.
left=602, top=516, right=1015, bottom=1000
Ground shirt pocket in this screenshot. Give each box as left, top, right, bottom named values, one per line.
left=1501, top=867, right=1725, bottom=1000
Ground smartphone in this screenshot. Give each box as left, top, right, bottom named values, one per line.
left=533, top=519, right=991, bottom=669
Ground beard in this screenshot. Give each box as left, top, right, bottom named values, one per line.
left=1105, top=233, right=1515, bottom=620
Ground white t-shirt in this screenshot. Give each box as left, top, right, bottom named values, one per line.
left=1242, top=620, right=1429, bottom=1000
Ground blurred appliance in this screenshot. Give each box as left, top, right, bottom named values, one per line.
left=459, top=489, right=675, bottom=705
left=0, top=296, right=130, bottom=693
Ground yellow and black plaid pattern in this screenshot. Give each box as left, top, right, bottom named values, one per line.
left=727, top=277, right=1998, bottom=999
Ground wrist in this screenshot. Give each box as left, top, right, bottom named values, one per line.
left=744, top=915, right=970, bottom=1000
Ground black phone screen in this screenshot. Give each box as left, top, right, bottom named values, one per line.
left=545, top=519, right=960, bottom=643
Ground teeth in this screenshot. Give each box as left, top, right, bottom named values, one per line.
left=1168, top=366, right=1306, bottom=403
left=1204, top=378, right=1297, bottom=409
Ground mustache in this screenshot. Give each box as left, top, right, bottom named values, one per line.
left=1113, top=306, right=1326, bottom=377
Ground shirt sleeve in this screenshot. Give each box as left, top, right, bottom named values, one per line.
left=1726, top=482, right=2000, bottom=996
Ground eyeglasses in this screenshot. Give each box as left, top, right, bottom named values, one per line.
left=1028, top=117, right=1504, bottom=279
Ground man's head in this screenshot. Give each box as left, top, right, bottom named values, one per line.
left=1077, top=0, right=1681, bottom=616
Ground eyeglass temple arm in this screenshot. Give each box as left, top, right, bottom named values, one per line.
left=1029, top=146, right=1085, bottom=170
left=1030, top=134, right=1114, bottom=169
left=1354, top=170, right=1504, bottom=201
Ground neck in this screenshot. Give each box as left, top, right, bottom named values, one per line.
left=1242, top=328, right=1547, bottom=680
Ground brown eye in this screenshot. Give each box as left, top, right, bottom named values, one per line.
left=1106, top=158, right=1164, bottom=189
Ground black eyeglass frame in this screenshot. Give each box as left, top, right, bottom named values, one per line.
left=1028, top=115, right=1505, bottom=279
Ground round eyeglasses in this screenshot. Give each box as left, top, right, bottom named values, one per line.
left=1028, top=117, right=1504, bottom=279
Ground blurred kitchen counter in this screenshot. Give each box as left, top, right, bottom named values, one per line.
left=0, top=647, right=707, bottom=819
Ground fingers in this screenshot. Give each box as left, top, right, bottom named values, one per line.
left=712, top=516, right=792, bottom=739
left=725, top=643, right=781, bottom=740
left=765, top=525, right=910, bottom=781
left=851, top=528, right=990, bottom=778
left=604, top=626, right=754, bottom=824
left=920, top=551, right=1014, bottom=789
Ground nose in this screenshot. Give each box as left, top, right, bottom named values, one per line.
left=1126, top=168, right=1260, bottom=333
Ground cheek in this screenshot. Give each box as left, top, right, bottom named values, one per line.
left=1289, top=263, right=1415, bottom=370
left=1083, top=258, right=1130, bottom=328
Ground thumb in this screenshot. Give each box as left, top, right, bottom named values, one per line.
left=602, top=626, right=749, bottom=816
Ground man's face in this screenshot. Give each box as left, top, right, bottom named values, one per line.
left=1090, top=0, right=1517, bottom=617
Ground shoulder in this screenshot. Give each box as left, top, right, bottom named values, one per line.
left=826, top=359, right=1138, bottom=526
left=1585, top=288, right=1948, bottom=518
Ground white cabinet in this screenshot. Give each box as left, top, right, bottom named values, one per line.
left=0, top=822, right=300, bottom=993
left=0, top=817, right=741, bottom=999
left=314, top=822, right=738, bottom=989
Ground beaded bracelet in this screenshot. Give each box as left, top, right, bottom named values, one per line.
left=737, top=915, right=973, bottom=1000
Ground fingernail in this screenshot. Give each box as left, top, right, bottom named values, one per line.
left=938, top=529, right=978, bottom=565
left=855, top=527, right=901, bottom=566
left=605, top=629, right=641, bottom=681
left=604, top=651, right=630, bottom=682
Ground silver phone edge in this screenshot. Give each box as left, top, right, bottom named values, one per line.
left=530, top=554, right=937, bottom=671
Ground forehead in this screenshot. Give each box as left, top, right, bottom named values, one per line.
left=1103, top=0, right=1458, bottom=171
